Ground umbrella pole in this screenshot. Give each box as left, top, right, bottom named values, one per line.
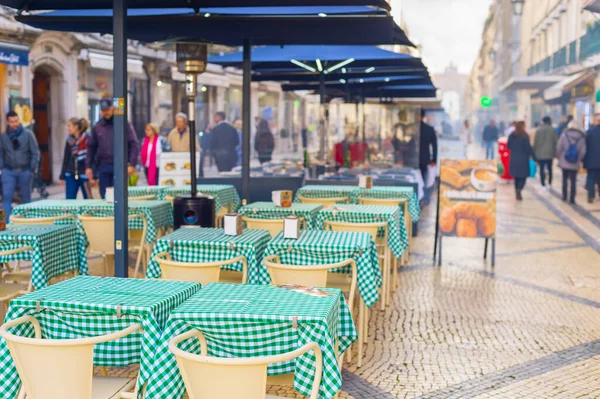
left=186, top=74, right=198, bottom=198
left=242, top=39, right=251, bottom=203
left=361, top=89, right=366, bottom=143
left=319, top=73, right=326, bottom=161
left=113, top=0, right=128, bottom=278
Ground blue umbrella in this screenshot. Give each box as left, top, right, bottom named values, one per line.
left=282, top=75, right=434, bottom=91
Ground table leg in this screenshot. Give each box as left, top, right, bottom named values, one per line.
left=386, top=247, right=393, bottom=307
left=363, top=303, right=369, bottom=344
left=380, top=248, right=388, bottom=311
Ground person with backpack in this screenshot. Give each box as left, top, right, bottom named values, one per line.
left=556, top=120, right=587, bottom=204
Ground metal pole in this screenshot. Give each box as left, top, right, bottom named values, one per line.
left=186, top=74, right=198, bottom=198
left=242, top=39, right=252, bottom=203
left=113, top=0, right=128, bottom=278
left=319, top=73, right=326, bottom=161
left=361, top=89, right=366, bottom=143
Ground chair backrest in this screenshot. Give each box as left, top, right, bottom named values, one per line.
left=324, top=220, right=387, bottom=243
left=154, top=252, right=248, bottom=285
left=264, top=255, right=357, bottom=303
left=129, top=194, right=157, bottom=201
left=10, top=214, right=76, bottom=225
left=358, top=197, right=406, bottom=208
left=78, top=215, right=115, bottom=255
left=242, top=217, right=284, bottom=238
left=0, top=316, right=141, bottom=399
left=297, top=196, right=349, bottom=207
left=165, top=195, right=175, bottom=206
left=169, top=329, right=322, bottom=399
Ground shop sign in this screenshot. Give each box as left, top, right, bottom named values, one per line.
left=0, top=48, right=28, bottom=66
left=437, top=159, right=497, bottom=239
left=596, top=89, right=600, bottom=103
left=571, top=84, right=593, bottom=99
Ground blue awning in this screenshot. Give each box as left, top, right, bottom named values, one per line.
left=0, top=42, right=28, bottom=66
left=17, top=8, right=413, bottom=47
left=1, top=0, right=391, bottom=10
left=282, top=76, right=434, bottom=91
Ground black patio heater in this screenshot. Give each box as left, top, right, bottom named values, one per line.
left=173, top=43, right=215, bottom=229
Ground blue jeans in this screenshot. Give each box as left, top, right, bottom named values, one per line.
left=484, top=140, right=495, bottom=160
left=65, top=174, right=89, bottom=199
left=2, top=169, right=31, bottom=219
left=98, top=163, right=114, bottom=199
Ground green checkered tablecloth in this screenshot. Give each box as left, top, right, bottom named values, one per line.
left=128, top=186, right=169, bottom=199
left=80, top=200, right=173, bottom=244
left=264, top=230, right=381, bottom=308
left=295, top=185, right=420, bottom=222
left=355, top=187, right=420, bottom=222
left=316, top=205, right=408, bottom=258
left=0, top=225, right=85, bottom=289
left=144, top=283, right=357, bottom=399
left=0, top=276, right=200, bottom=399
left=147, top=227, right=272, bottom=284
left=12, top=199, right=173, bottom=245
left=163, top=185, right=241, bottom=212
left=295, top=185, right=358, bottom=204
left=238, top=202, right=323, bottom=229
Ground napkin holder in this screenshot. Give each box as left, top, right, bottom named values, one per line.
left=272, top=190, right=292, bottom=207
left=358, top=175, right=373, bottom=189
left=283, top=216, right=300, bottom=239
left=105, top=187, right=115, bottom=202
left=224, top=213, right=243, bottom=236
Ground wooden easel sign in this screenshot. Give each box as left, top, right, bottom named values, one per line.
left=433, top=159, right=498, bottom=266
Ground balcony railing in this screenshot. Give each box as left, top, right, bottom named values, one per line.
left=527, top=23, right=600, bottom=76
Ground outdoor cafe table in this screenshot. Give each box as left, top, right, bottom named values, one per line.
left=264, top=230, right=381, bottom=308
left=163, top=184, right=241, bottom=213
left=238, top=202, right=323, bottom=229
left=0, top=276, right=201, bottom=399
left=11, top=199, right=173, bottom=245
left=295, top=185, right=420, bottom=222
left=0, top=224, right=85, bottom=289
left=128, top=185, right=169, bottom=199
left=146, top=227, right=272, bottom=284
left=315, top=205, right=408, bottom=258
left=144, top=283, right=357, bottom=399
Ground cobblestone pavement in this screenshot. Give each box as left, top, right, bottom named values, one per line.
left=79, top=170, right=600, bottom=399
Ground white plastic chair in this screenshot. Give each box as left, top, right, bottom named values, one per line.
left=297, top=196, right=349, bottom=207
left=168, top=329, right=322, bottom=399
left=0, top=316, right=142, bottom=399
left=153, top=252, right=248, bottom=286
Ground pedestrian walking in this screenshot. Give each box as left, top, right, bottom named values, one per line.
left=254, top=118, right=275, bottom=164
left=0, top=111, right=40, bottom=218
left=462, top=120, right=472, bottom=144
left=210, top=111, right=239, bottom=172
left=556, top=115, right=573, bottom=136
left=141, top=123, right=162, bottom=186
left=233, top=119, right=243, bottom=167
left=533, top=116, right=558, bottom=189
left=482, top=120, right=499, bottom=160
left=85, top=97, right=139, bottom=199
left=556, top=120, right=586, bottom=204
left=419, top=110, right=438, bottom=205
left=584, top=113, right=600, bottom=204
left=60, top=117, right=91, bottom=199
left=507, top=121, right=533, bottom=201
left=167, top=113, right=197, bottom=152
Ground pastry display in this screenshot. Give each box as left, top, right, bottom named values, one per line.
left=439, top=202, right=495, bottom=237
left=183, top=162, right=191, bottom=170
left=161, top=179, right=175, bottom=186
left=164, top=163, right=177, bottom=171
left=440, top=167, right=470, bottom=189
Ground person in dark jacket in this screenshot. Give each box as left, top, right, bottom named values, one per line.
left=60, top=117, right=91, bottom=199
left=254, top=118, right=275, bottom=164
left=419, top=110, right=438, bottom=205
left=556, top=120, right=587, bottom=204
left=507, top=121, right=533, bottom=201
left=533, top=116, right=558, bottom=188
left=556, top=114, right=573, bottom=136
left=210, top=111, right=239, bottom=172
left=585, top=114, right=600, bottom=203
left=482, top=120, right=499, bottom=160
left=0, top=111, right=40, bottom=218
left=85, top=97, right=139, bottom=199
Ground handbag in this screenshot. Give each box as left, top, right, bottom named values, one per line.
left=529, top=159, right=537, bottom=178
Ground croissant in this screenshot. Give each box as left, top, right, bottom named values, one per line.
left=441, top=167, right=469, bottom=189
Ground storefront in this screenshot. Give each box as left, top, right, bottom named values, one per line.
left=571, top=82, right=595, bottom=131
left=0, top=41, right=30, bottom=132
